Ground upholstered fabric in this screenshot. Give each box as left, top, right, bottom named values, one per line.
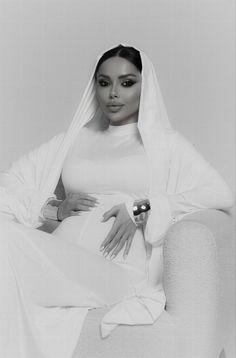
left=66, top=209, right=234, bottom=358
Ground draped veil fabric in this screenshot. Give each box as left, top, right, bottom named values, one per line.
left=0, top=46, right=176, bottom=241
left=0, top=45, right=234, bottom=356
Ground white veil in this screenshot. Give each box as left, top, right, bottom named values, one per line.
left=44, top=45, right=171, bottom=336
left=0, top=44, right=233, bottom=342
left=45, top=45, right=173, bottom=197
left=0, top=44, right=174, bottom=237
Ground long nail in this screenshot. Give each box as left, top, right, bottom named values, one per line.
left=110, top=254, right=116, bottom=260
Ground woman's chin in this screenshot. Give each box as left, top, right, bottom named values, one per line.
left=104, top=109, right=138, bottom=126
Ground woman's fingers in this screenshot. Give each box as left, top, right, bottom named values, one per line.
left=100, top=221, right=119, bottom=250
left=69, top=193, right=99, bottom=207
left=110, top=232, right=130, bottom=259
left=70, top=192, right=99, bottom=203
left=70, top=211, right=81, bottom=216
left=101, top=227, right=125, bottom=255
left=99, top=203, right=137, bottom=258
left=71, top=205, right=91, bottom=212
left=78, top=198, right=98, bottom=205
left=58, top=193, right=99, bottom=221
left=101, top=206, right=118, bottom=222
left=69, top=195, right=99, bottom=211
left=74, top=201, right=97, bottom=211
left=123, top=233, right=135, bottom=259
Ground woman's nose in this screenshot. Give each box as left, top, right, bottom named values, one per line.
left=109, top=84, right=119, bottom=98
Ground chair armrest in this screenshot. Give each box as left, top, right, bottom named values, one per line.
left=163, top=209, right=235, bottom=357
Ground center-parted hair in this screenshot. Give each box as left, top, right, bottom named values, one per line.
left=94, top=45, right=142, bottom=78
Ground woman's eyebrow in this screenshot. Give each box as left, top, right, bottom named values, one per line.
left=119, top=74, right=137, bottom=79
left=97, top=74, right=137, bottom=79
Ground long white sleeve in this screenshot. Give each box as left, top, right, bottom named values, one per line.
left=145, top=132, right=235, bottom=246
left=0, top=133, right=64, bottom=227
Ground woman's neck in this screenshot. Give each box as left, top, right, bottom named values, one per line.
left=107, top=122, right=138, bottom=136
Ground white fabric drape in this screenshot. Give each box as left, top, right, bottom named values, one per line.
left=0, top=45, right=233, bottom=234
left=0, top=45, right=234, bottom=356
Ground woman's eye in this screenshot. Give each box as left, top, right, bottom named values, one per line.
left=122, top=80, right=135, bottom=87
left=98, top=80, right=110, bottom=87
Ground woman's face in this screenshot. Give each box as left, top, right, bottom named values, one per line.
left=95, top=57, right=142, bottom=126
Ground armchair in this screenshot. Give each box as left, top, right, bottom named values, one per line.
left=39, top=209, right=235, bottom=358
left=73, top=209, right=235, bottom=358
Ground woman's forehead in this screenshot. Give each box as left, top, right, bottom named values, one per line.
left=97, top=57, right=141, bottom=78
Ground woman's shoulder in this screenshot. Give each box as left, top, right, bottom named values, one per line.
left=160, top=129, right=204, bottom=163
left=76, top=126, right=107, bottom=142
left=13, top=132, right=66, bottom=166
left=29, top=132, right=66, bottom=157
left=162, top=128, right=196, bottom=150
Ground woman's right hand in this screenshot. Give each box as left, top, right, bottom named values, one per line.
left=57, top=192, right=99, bottom=221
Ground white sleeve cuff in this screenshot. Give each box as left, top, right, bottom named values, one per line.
left=144, top=193, right=173, bottom=246
left=124, top=200, right=136, bottom=225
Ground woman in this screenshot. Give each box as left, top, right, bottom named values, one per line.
left=0, top=45, right=234, bottom=358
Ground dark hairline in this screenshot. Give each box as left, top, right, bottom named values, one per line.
left=94, top=45, right=142, bottom=79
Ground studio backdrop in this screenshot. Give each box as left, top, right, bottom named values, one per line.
left=0, top=0, right=235, bottom=191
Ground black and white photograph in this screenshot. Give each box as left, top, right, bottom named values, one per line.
left=0, top=1, right=235, bottom=357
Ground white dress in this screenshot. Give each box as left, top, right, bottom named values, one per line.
left=59, top=122, right=150, bottom=276
left=1, top=46, right=234, bottom=358
left=0, top=122, right=159, bottom=358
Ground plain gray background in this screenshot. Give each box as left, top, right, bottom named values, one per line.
left=0, top=0, right=235, bottom=192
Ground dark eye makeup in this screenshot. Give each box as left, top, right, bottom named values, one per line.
left=121, top=80, right=136, bottom=87
left=98, top=80, right=110, bottom=87
left=97, top=78, right=136, bottom=88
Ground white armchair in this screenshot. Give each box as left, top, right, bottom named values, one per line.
left=68, top=209, right=235, bottom=358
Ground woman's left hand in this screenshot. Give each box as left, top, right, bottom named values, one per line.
left=100, top=203, right=137, bottom=260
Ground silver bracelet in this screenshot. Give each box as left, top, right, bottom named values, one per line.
left=42, top=198, right=63, bottom=221
left=133, top=199, right=151, bottom=226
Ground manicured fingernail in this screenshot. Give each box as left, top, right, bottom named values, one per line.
left=100, top=246, right=104, bottom=251
left=110, top=254, right=115, bottom=260
left=104, top=252, right=109, bottom=258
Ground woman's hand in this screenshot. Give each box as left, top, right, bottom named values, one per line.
left=100, top=203, right=137, bottom=260
left=57, top=192, right=98, bottom=221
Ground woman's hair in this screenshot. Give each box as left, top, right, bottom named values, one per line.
left=94, top=45, right=142, bottom=78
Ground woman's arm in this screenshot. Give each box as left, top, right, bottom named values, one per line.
left=0, top=133, right=65, bottom=227
left=41, top=192, right=99, bottom=222
left=144, top=132, right=235, bottom=246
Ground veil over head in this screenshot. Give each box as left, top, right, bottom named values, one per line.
left=0, top=44, right=175, bottom=241
left=55, top=45, right=171, bottom=336
left=2, top=44, right=217, bottom=339
left=46, top=44, right=173, bottom=195
left=0, top=45, right=232, bottom=344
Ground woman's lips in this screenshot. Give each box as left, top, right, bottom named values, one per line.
left=107, top=104, right=124, bottom=112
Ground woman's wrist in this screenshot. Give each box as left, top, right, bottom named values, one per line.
left=133, top=199, right=151, bottom=216
left=132, top=199, right=151, bottom=226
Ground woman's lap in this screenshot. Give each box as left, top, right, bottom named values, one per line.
left=53, top=193, right=147, bottom=277
left=0, top=215, right=144, bottom=308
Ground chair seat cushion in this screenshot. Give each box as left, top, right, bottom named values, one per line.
left=73, top=308, right=182, bottom=358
